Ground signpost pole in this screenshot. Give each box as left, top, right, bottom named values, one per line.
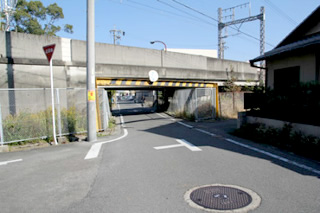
left=50, top=59, right=58, bottom=145
left=43, top=44, right=57, bottom=145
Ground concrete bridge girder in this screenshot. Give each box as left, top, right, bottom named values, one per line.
left=0, top=31, right=260, bottom=90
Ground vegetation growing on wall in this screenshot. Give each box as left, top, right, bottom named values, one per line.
left=222, top=66, right=241, bottom=92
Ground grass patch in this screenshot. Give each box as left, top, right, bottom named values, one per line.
left=2, top=106, right=86, bottom=143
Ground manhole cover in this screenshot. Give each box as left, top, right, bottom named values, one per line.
left=185, top=184, right=261, bottom=213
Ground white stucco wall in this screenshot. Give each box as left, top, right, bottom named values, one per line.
left=267, top=52, right=316, bottom=88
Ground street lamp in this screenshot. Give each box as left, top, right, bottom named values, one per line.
left=150, top=40, right=167, bottom=51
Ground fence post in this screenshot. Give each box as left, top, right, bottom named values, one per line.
left=195, top=88, right=199, bottom=121
left=106, top=91, right=111, bottom=119
left=0, top=104, right=4, bottom=146
left=211, top=88, right=215, bottom=119
left=106, top=91, right=111, bottom=127
left=56, top=88, right=62, bottom=137
left=102, top=89, right=109, bottom=131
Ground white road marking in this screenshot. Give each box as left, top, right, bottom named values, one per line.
left=120, top=115, right=126, bottom=128
left=84, top=143, right=102, bottom=160
left=176, top=139, right=202, bottom=151
left=0, top=159, right=23, bottom=166
left=154, top=144, right=184, bottom=150
left=225, top=138, right=320, bottom=175
left=85, top=116, right=128, bottom=160
left=154, top=139, right=202, bottom=152
left=156, top=113, right=167, bottom=118
left=177, top=121, right=193, bottom=128
left=154, top=113, right=320, bottom=175
left=195, top=128, right=216, bottom=137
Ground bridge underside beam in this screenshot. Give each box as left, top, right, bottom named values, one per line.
left=96, top=78, right=218, bottom=88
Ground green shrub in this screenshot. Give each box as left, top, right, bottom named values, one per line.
left=234, top=123, right=320, bottom=161
left=60, top=106, right=86, bottom=134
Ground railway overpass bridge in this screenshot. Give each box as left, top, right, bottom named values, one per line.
left=0, top=31, right=259, bottom=90
left=0, top=31, right=259, bottom=124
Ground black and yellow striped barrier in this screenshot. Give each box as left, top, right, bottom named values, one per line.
left=96, top=78, right=217, bottom=88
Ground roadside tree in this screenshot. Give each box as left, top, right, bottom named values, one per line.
left=11, top=0, right=73, bottom=35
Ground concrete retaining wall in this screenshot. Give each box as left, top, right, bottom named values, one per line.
left=219, top=92, right=247, bottom=119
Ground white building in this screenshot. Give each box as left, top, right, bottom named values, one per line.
left=167, top=49, right=217, bottom=58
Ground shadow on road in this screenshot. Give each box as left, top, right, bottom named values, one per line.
left=112, top=102, right=320, bottom=179
left=144, top=120, right=320, bottom=179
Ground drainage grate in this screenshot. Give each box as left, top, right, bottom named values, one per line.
left=185, top=184, right=262, bottom=212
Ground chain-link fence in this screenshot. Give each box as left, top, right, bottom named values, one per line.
left=167, top=88, right=216, bottom=121
left=195, top=88, right=216, bottom=121
left=0, top=88, right=110, bottom=145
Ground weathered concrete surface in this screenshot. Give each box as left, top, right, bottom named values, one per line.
left=0, top=145, right=9, bottom=152
left=0, top=31, right=259, bottom=89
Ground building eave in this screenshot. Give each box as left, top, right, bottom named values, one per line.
left=250, top=33, right=320, bottom=64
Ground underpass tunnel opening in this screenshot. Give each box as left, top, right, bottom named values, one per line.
left=95, top=78, right=219, bottom=130
left=102, top=88, right=171, bottom=116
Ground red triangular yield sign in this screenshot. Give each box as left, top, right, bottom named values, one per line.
left=43, top=44, right=56, bottom=62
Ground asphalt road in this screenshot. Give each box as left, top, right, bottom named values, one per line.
left=0, top=101, right=319, bottom=213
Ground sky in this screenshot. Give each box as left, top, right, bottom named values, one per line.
left=39, top=0, right=319, bottom=62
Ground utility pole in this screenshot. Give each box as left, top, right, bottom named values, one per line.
left=86, top=0, right=97, bottom=142
left=110, top=26, right=125, bottom=45
left=259, top=6, right=266, bottom=82
left=218, top=3, right=265, bottom=60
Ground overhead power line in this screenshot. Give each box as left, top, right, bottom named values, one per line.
left=155, top=0, right=217, bottom=27
left=264, top=0, right=297, bottom=26
left=107, top=0, right=216, bottom=27
left=169, top=0, right=275, bottom=48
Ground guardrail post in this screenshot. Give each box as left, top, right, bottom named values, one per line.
left=0, top=104, right=4, bottom=146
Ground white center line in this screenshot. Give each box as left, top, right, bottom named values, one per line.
left=0, top=159, right=23, bottom=166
